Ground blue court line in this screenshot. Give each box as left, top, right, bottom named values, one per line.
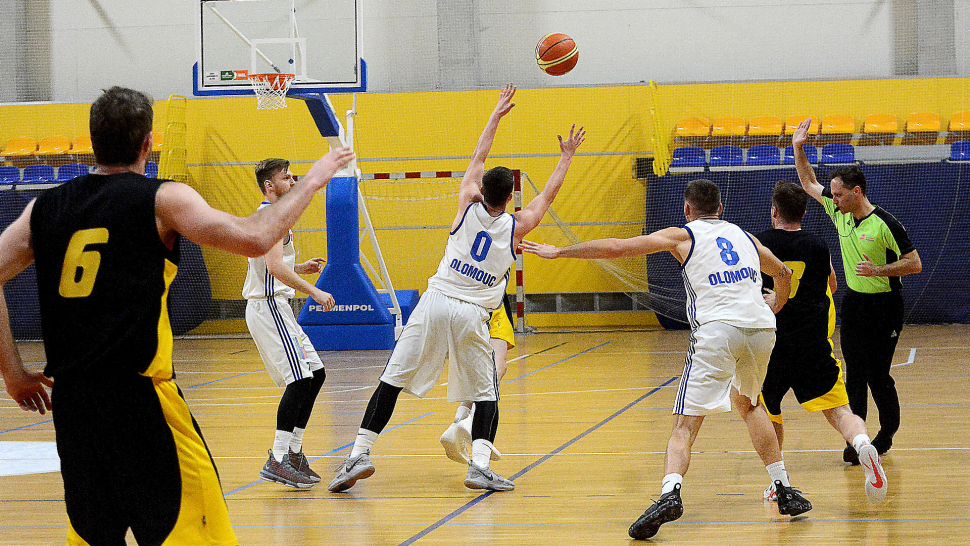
left=223, top=411, right=436, bottom=497
left=397, top=374, right=680, bottom=546
left=0, top=419, right=53, bottom=435
left=506, top=341, right=612, bottom=383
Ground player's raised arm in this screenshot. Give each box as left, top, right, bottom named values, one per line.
left=156, top=147, right=354, bottom=257
left=457, top=83, right=516, bottom=217
left=521, top=226, right=689, bottom=260
left=791, top=118, right=824, bottom=203
left=513, top=124, right=586, bottom=242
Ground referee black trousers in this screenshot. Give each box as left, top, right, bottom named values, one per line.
left=839, top=289, right=904, bottom=442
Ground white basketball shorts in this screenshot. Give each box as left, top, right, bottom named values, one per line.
left=246, top=297, right=324, bottom=387
left=673, top=321, right=775, bottom=416
left=381, top=288, right=498, bottom=403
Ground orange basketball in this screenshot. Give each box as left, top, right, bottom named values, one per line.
left=535, top=33, right=578, bottom=76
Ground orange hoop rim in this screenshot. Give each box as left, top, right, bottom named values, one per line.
left=247, top=73, right=295, bottom=90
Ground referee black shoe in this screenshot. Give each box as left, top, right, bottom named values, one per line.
left=629, top=484, right=683, bottom=540
left=775, top=480, right=812, bottom=516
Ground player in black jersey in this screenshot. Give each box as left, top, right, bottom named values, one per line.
left=0, top=86, right=354, bottom=545
left=757, top=181, right=886, bottom=505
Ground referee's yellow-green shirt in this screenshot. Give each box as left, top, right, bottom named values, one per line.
left=821, top=189, right=916, bottom=294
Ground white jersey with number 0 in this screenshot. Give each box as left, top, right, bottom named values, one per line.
left=427, top=201, right=515, bottom=311
left=681, top=218, right=775, bottom=330
left=242, top=202, right=296, bottom=300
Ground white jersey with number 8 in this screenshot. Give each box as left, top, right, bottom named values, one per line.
left=427, top=202, right=515, bottom=311
left=681, top=218, right=775, bottom=330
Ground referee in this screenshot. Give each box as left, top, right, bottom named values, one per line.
left=791, top=118, right=922, bottom=463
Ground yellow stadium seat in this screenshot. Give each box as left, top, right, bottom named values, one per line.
left=710, top=116, right=747, bottom=146
left=36, top=135, right=72, bottom=156
left=2, top=137, right=38, bottom=158
left=819, top=114, right=855, bottom=144
left=784, top=115, right=819, bottom=137
left=746, top=115, right=783, bottom=145
left=860, top=113, right=898, bottom=146
left=902, top=112, right=941, bottom=144
left=71, top=136, right=93, bottom=155
left=674, top=117, right=711, bottom=148
left=947, top=111, right=970, bottom=143
left=152, top=132, right=163, bottom=151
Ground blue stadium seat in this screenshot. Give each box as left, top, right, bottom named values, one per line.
left=145, top=161, right=159, bottom=178
left=709, top=145, right=743, bottom=167
left=821, top=143, right=855, bottom=164
left=746, top=145, right=781, bottom=166
left=950, top=141, right=970, bottom=161
left=56, top=163, right=89, bottom=182
left=783, top=144, right=818, bottom=165
left=0, top=165, right=19, bottom=184
left=21, top=164, right=55, bottom=183
left=671, top=146, right=705, bottom=167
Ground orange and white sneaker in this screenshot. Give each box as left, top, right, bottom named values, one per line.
left=858, top=444, right=888, bottom=504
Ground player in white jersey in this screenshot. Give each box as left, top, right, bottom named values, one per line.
left=244, top=158, right=335, bottom=489
left=329, top=83, right=587, bottom=493
left=522, top=179, right=813, bottom=540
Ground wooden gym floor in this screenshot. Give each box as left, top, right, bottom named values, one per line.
left=2, top=324, right=969, bottom=545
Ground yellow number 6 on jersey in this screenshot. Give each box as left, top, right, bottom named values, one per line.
left=59, top=228, right=109, bottom=298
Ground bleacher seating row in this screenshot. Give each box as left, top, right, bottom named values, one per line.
left=0, top=161, right=159, bottom=185
left=1, top=134, right=163, bottom=159
left=671, top=141, right=970, bottom=168
left=675, top=112, right=970, bottom=148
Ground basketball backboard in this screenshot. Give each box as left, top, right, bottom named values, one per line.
left=194, top=0, right=364, bottom=95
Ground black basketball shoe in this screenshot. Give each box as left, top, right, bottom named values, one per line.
left=629, top=484, right=684, bottom=540
left=775, top=480, right=812, bottom=516
left=843, top=442, right=860, bottom=465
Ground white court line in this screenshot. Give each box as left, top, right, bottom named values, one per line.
left=212, top=446, right=970, bottom=460
left=892, top=348, right=917, bottom=367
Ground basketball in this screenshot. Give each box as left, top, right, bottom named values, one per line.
left=535, top=33, right=578, bottom=76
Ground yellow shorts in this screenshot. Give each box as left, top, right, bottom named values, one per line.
left=55, top=375, right=236, bottom=546
left=489, top=296, right=515, bottom=348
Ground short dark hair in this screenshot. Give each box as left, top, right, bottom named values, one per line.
left=482, top=166, right=514, bottom=209
left=772, top=180, right=808, bottom=223
left=255, top=158, right=290, bottom=194
left=89, top=86, right=153, bottom=166
left=829, top=165, right=867, bottom=195
left=684, top=178, right=721, bottom=215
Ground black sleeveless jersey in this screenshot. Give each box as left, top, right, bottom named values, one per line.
left=30, top=173, right=180, bottom=378
left=755, top=228, right=833, bottom=342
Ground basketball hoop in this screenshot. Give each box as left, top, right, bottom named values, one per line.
left=247, top=73, right=294, bottom=109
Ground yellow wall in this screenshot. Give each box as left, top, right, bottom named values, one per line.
left=4, top=78, right=969, bottom=329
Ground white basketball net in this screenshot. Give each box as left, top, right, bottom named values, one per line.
left=248, top=73, right=295, bottom=109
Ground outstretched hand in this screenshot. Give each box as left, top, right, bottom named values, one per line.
left=303, top=147, right=356, bottom=189
left=792, top=117, right=812, bottom=147
left=297, top=257, right=326, bottom=275
left=519, top=240, right=561, bottom=259
left=559, top=124, right=586, bottom=157
left=492, top=83, right=516, bottom=118
left=4, top=368, right=53, bottom=415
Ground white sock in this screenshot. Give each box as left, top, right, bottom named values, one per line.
left=661, top=473, right=683, bottom=494
left=290, top=427, right=306, bottom=454
left=350, top=428, right=378, bottom=457
left=454, top=404, right=472, bottom=423
left=471, top=439, right=492, bottom=468
left=852, top=433, right=872, bottom=453
left=273, top=430, right=292, bottom=462
left=766, top=460, right=790, bottom=487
